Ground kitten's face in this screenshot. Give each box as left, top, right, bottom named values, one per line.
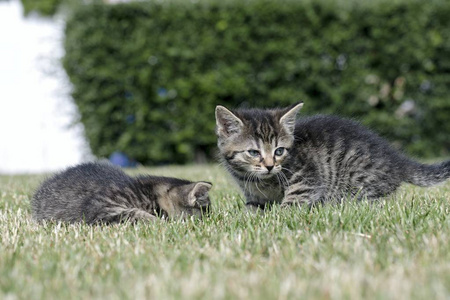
left=215, top=103, right=303, bottom=179
left=158, top=181, right=212, bottom=219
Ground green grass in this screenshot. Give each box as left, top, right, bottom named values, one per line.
left=1, top=164, right=449, bottom=300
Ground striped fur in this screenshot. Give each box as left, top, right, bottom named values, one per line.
left=32, top=162, right=212, bottom=224
left=215, top=103, right=450, bottom=209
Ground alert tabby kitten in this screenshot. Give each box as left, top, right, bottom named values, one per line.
left=32, top=162, right=212, bottom=223
left=215, top=103, right=450, bottom=209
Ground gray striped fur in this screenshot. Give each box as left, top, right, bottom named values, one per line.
left=32, top=162, right=212, bottom=223
left=215, top=103, right=449, bottom=209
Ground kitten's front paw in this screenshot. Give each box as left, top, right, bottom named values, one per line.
left=280, top=202, right=293, bottom=209
left=280, top=201, right=303, bottom=209
left=245, top=202, right=266, bottom=214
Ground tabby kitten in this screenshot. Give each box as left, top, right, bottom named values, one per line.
left=215, top=103, right=450, bottom=209
left=32, top=162, right=212, bottom=223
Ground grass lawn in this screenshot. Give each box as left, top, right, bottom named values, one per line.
left=0, top=164, right=449, bottom=300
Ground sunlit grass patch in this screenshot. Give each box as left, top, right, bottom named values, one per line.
left=0, top=164, right=449, bottom=299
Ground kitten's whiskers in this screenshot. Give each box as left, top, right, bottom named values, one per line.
left=278, top=171, right=290, bottom=191
left=254, top=178, right=268, bottom=198
left=281, top=167, right=294, bottom=175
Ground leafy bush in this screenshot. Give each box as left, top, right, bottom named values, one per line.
left=63, top=0, right=450, bottom=164
left=19, top=0, right=63, bottom=16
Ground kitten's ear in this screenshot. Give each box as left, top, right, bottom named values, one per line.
left=279, top=102, right=303, bottom=134
left=215, top=105, right=244, bottom=137
left=188, top=182, right=212, bottom=206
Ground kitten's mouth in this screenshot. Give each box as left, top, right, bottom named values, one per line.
left=256, top=172, right=276, bottom=179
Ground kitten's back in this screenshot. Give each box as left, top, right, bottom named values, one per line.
left=295, top=115, right=403, bottom=160
left=32, top=162, right=213, bottom=223
left=32, top=162, right=133, bottom=222
left=293, top=115, right=449, bottom=198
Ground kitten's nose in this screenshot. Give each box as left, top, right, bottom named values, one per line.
left=266, top=165, right=274, bottom=172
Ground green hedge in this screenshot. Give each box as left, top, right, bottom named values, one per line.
left=19, top=0, right=63, bottom=16
left=63, top=0, right=450, bottom=164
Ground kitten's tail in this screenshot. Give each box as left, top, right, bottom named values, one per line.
left=405, top=160, right=450, bottom=187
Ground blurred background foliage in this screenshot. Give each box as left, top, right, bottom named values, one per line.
left=19, top=0, right=62, bottom=16
left=16, top=0, right=450, bottom=164
left=0, top=0, right=68, bottom=16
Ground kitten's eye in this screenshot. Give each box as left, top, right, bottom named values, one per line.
left=274, top=147, right=285, bottom=156
left=247, top=150, right=260, bottom=157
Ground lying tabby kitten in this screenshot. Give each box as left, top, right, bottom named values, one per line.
left=215, top=103, right=449, bottom=209
left=32, top=162, right=212, bottom=223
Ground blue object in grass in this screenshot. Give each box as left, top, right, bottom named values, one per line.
left=125, top=115, right=135, bottom=124
left=109, top=151, right=137, bottom=168
left=157, top=87, right=167, bottom=97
